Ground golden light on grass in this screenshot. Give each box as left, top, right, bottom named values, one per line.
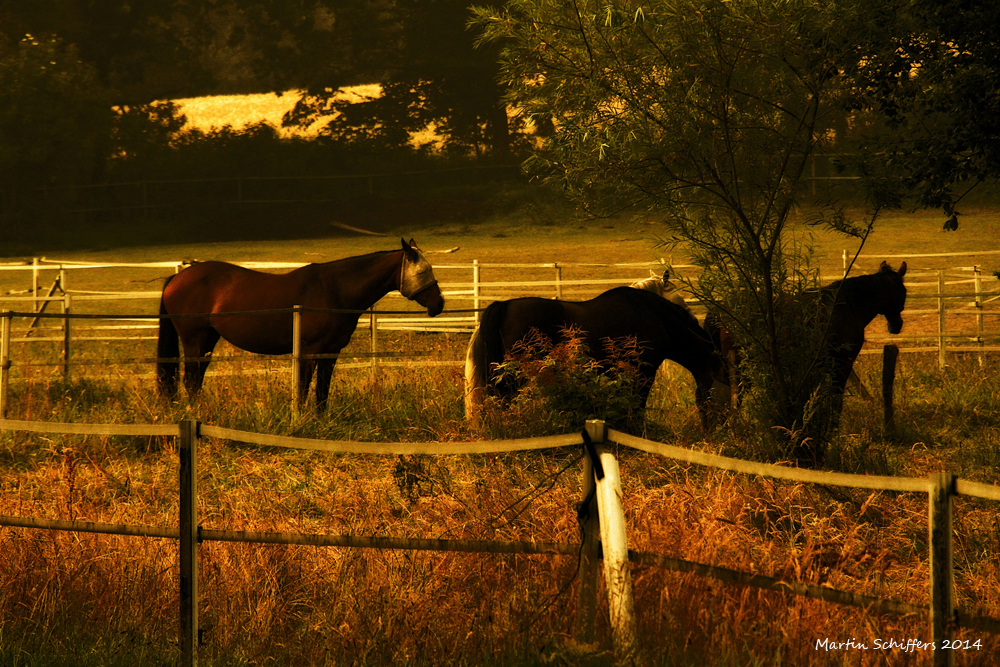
left=1, top=341, right=999, bottom=664
left=172, top=85, right=442, bottom=148
left=1, top=231, right=999, bottom=663
left=172, top=85, right=382, bottom=138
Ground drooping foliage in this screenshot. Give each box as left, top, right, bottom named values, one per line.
left=843, top=0, right=1000, bottom=228
left=473, top=0, right=887, bottom=459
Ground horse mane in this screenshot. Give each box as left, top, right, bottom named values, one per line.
left=822, top=268, right=894, bottom=308
left=319, top=248, right=399, bottom=268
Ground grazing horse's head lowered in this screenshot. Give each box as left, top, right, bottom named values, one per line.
left=464, top=286, right=726, bottom=431
left=399, top=238, right=444, bottom=317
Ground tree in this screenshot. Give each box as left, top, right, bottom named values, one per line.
left=845, top=0, right=1000, bottom=228
left=0, top=35, right=113, bottom=203
left=474, top=0, right=883, bottom=461
left=284, top=0, right=514, bottom=160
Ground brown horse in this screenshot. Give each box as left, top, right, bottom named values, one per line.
left=704, top=260, right=907, bottom=418
left=157, top=238, right=445, bottom=409
left=464, top=286, right=729, bottom=428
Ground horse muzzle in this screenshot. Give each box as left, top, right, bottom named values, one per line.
left=887, top=314, right=904, bottom=335
left=412, top=282, right=444, bottom=317
left=425, top=297, right=444, bottom=318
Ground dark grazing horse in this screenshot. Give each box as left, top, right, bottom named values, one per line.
left=464, top=286, right=729, bottom=428
left=705, top=260, right=908, bottom=418
left=157, top=238, right=445, bottom=409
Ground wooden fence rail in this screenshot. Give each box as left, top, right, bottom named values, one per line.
left=1, top=257, right=997, bottom=370
left=2, top=417, right=999, bottom=666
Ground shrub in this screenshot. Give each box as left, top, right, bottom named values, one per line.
left=482, top=326, right=648, bottom=437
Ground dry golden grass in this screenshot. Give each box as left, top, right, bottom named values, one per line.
left=1, top=345, right=999, bottom=665
left=1, top=213, right=999, bottom=664
left=173, top=86, right=380, bottom=138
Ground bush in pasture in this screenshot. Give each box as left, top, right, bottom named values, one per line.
left=702, top=253, right=842, bottom=465
left=474, top=0, right=895, bottom=464
left=483, top=326, right=648, bottom=437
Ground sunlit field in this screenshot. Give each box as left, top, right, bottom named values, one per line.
left=173, top=86, right=378, bottom=138
left=173, top=85, right=441, bottom=147
left=1, top=203, right=1000, bottom=665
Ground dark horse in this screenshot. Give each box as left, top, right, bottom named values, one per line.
left=464, top=286, right=728, bottom=428
left=705, top=260, right=907, bottom=420
left=157, top=238, right=445, bottom=409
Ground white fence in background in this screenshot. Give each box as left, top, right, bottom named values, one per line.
left=0, top=253, right=997, bottom=378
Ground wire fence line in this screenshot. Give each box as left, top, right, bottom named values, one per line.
left=1, top=416, right=998, bottom=666
left=0, top=257, right=997, bottom=385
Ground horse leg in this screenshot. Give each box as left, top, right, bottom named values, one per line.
left=693, top=374, right=721, bottom=429
left=314, top=358, right=337, bottom=412
left=297, top=358, right=316, bottom=409
left=180, top=328, right=221, bottom=397
left=829, top=371, right=851, bottom=430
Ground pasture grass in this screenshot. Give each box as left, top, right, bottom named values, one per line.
left=1, top=331, right=999, bottom=665
left=1, top=207, right=999, bottom=665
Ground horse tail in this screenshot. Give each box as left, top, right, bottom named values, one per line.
left=463, top=300, right=508, bottom=420
left=464, top=324, right=486, bottom=421
left=156, top=274, right=180, bottom=397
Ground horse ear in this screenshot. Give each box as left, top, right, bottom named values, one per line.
left=879, top=260, right=890, bottom=272
left=898, top=261, right=907, bottom=277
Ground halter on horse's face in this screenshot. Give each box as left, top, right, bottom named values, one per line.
left=398, top=239, right=444, bottom=317
left=399, top=244, right=438, bottom=298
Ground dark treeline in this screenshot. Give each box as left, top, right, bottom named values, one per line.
left=2, top=0, right=999, bottom=253
left=0, top=0, right=522, bottom=251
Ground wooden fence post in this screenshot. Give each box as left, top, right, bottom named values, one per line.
left=929, top=471, right=955, bottom=667
left=179, top=419, right=200, bottom=667
left=292, top=306, right=302, bottom=416
left=32, top=257, right=39, bottom=314
left=369, top=304, right=379, bottom=377
left=62, top=294, right=71, bottom=378
left=0, top=311, right=10, bottom=418
left=576, top=420, right=602, bottom=644
left=554, top=263, right=563, bottom=300
left=974, top=266, right=984, bottom=366
left=473, top=260, right=481, bottom=324
left=590, top=420, right=640, bottom=664
left=881, top=344, right=899, bottom=438
left=937, top=270, right=947, bottom=369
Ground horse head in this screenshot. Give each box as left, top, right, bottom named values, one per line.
left=400, top=238, right=445, bottom=317
left=878, top=260, right=907, bottom=334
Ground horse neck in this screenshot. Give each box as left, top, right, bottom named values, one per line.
left=658, top=313, right=717, bottom=378
left=827, top=274, right=891, bottom=327
left=323, top=250, right=402, bottom=309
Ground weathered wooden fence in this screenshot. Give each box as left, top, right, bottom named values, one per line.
left=0, top=256, right=998, bottom=388
left=2, top=416, right=999, bottom=666
left=2, top=254, right=998, bottom=349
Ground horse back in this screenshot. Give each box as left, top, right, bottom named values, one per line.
left=497, top=287, right=714, bottom=373
left=163, top=261, right=315, bottom=313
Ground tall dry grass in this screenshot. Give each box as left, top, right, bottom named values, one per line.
left=1, top=333, right=999, bottom=665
